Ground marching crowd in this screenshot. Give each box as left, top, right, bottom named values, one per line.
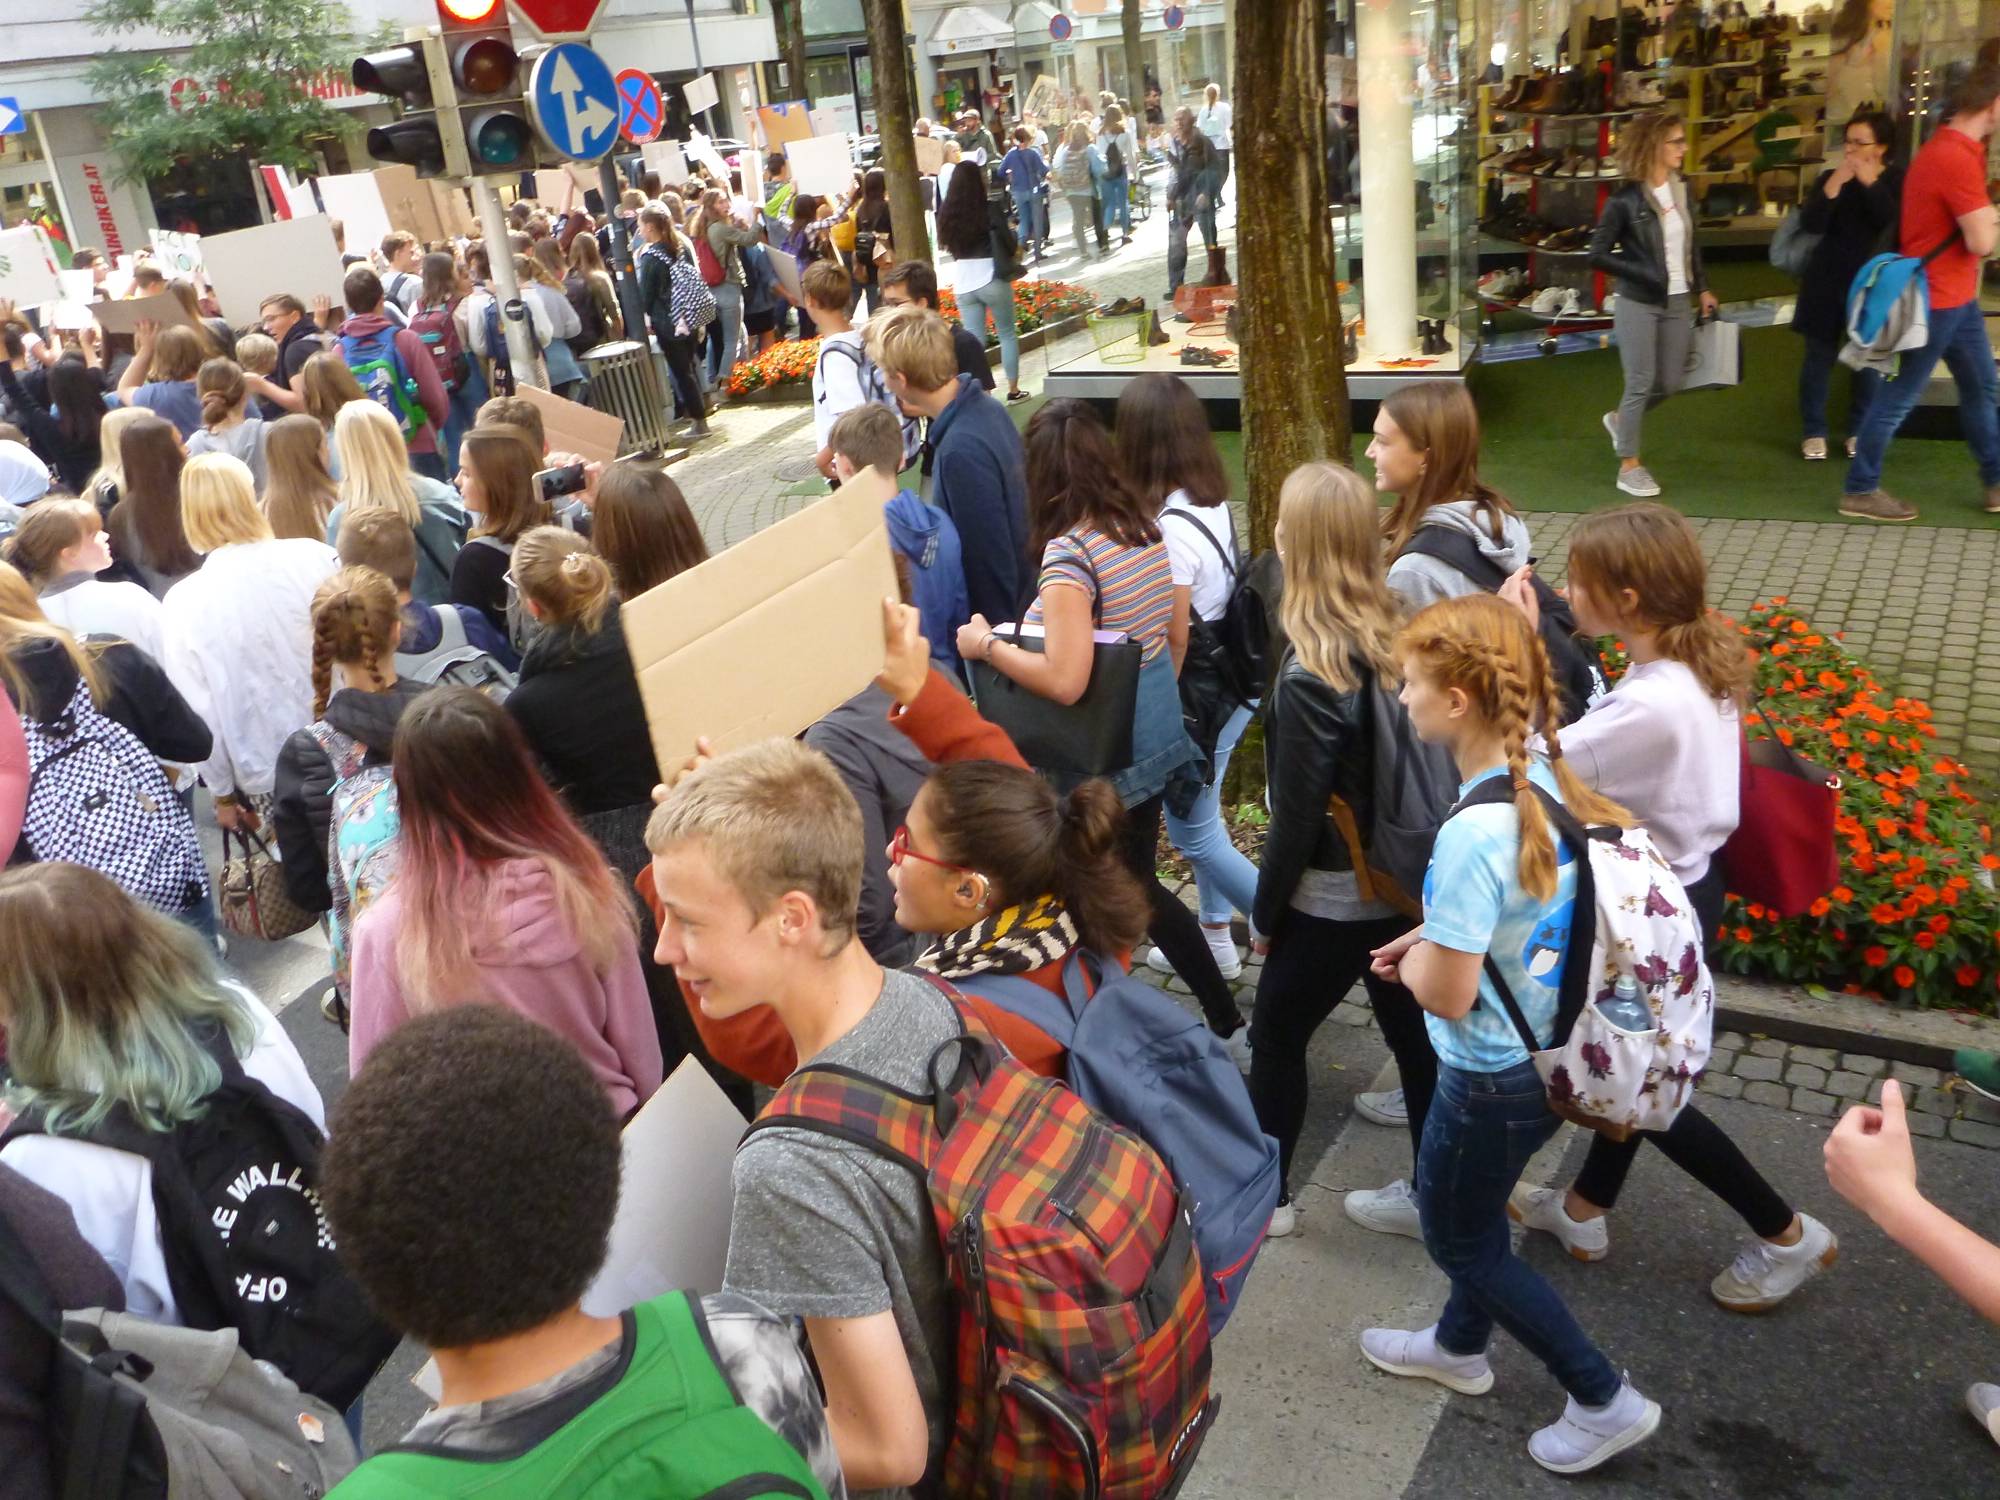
left=1, top=97, right=1998, bottom=1500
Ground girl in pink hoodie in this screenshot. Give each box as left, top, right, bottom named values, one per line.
left=348, top=686, right=662, bottom=1118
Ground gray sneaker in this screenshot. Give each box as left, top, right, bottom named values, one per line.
left=1838, top=489, right=1917, bottom=522
left=1615, top=465, right=1661, bottom=497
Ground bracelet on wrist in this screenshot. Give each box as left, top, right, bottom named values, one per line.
left=980, top=629, right=1000, bottom=660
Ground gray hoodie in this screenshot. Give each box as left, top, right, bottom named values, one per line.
left=1386, top=498, right=1533, bottom=612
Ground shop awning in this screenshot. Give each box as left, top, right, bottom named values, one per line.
left=927, top=4, right=1016, bottom=57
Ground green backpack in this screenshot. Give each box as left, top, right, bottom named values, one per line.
left=331, top=1293, right=830, bottom=1500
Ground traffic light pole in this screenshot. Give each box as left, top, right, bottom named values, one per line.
left=598, top=158, right=649, bottom=350
left=474, top=177, right=548, bottom=390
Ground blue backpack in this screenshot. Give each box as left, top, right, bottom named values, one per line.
left=338, top=325, right=426, bottom=439
left=956, top=949, right=1281, bottom=1334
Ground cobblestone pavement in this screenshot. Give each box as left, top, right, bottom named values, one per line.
left=665, top=207, right=2000, bottom=785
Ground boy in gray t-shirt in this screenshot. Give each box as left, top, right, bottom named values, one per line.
left=648, top=738, right=954, bottom=1497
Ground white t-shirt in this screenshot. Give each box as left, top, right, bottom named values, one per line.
left=1196, top=101, right=1233, bottom=150
left=1653, top=182, right=1689, bottom=295
left=951, top=254, right=996, bottom=299
left=0, top=983, right=325, bottom=1326
left=0, top=440, right=50, bottom=506
left=37, top=574, right=167, bottom=662
left=1159, top=490, right=1238, bottom=620
left=812, top=328, right=870, bottom=451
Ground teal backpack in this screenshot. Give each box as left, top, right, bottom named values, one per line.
left=331, top=1293, right=830, bottom=1500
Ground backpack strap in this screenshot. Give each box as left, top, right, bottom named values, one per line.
left=1397, top=525, right=1509, bottom=590
left=1918, top=227, right=1962, bottom=267
left=945, top=948, right=1104, bottom=1050
left=0, top=1200, right=63, bottom=1341
left=413, top=523, right=453, bottom=586
left=1160, top=507, right=1239, bottom=588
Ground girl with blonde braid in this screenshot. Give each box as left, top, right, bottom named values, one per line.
left=1362, top=593, right=1661, bottom=1477
left=271, top=566, right=430, bottom=1007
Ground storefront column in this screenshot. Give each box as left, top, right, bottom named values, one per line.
left=1356, top=0, right=1415, bottom=361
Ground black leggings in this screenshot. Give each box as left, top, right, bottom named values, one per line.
left=1249, top=909, right=1433, bottom=1195
left=1117, top=792, right=1240, bottom=1036
left=1567, top=861, right=1795, bottom=1240
left=659, top=332, right=704, bottom=420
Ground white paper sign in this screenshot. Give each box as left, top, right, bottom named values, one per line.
left=686, top=131, right=732, bottom=185
left=148, top=229, right=204, bottom=279
left=783, top=132, right=853, bottom=199
left=579, top=1057, right=747, bottom=1316
left=640, top=140, right=690, bottom=186
left=808, top=108, right=838, bottom=138
left=0, top=226, right=64, bottom=311
left=201, top=214, right=347, bottom=328
left=50, top=269, right=96, bottom=330
left=682, top=72, right=719, bottom=117
left=764, top=244, right=803, bottom=305
left=312, top=173, right=393, bottom=259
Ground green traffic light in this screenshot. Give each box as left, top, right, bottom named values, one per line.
left=466, top=109, right=532, bottom=167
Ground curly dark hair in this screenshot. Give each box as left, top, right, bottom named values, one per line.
left=320, top=1006, right=622, bottom=1350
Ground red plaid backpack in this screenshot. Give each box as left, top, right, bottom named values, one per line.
left=744, top=985, right=1218, bottom=1498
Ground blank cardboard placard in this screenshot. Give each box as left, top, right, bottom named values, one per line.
left=764, top=244, right=802, bottom=305
left=682, top=72, right=719, bottom=116
left=914, top=134, right=947, bottom=174
left=516, top=382, right=624, bottom=465
left=0, top=226, right=63, bottom=310
left=624, top=465, right=897, bottom=768
left=201, top=216, right=346, bottom=328
left=686, top=131, right=731, bottom=184
left=50, top=269, right=96, bottom=330
left=89, top=291, right=199, bottom=337
left=640, top=140, right=690, bottom=185
left=579, top=1056, right=745, bottom=1316
left=313, top=174, right=393, bottom=255
left=784, top=132, right=853, bottom=199
left=757, top=100, right=814, bottom=151
left=367, top=164, right=445, bottom=243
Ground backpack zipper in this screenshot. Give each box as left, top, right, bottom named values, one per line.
left=998, top=1370, right=1102, bottom=1500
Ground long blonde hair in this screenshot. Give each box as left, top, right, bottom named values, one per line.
left=179, top=454, right=273, bottom=552
left=335, top=401, right=422, bottom=525
left=512, top=526, right=614, bottom=634
left=86, top=407, right=150, bottom=503
left=310, top=566, right=401, bottom=718
left=1276, top=463, right=1401, bottom=694
left=1565, top=503, right=1750, bottom=703
left=1395, top=595, right=1631, bottom=902
left=0, top=560, right=107, bottom=714
left=263, top=413, right=339, bottom=542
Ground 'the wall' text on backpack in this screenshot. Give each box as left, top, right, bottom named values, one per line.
left=745, top=993, right=1218, bottom=1498
left=1397, top=527, right=1606, bottom=724
left=339, top=325, right=427, bottom=440
left=408, top=303, right=469, bottom=394
left=953, top=951, right=1280, bottom=1335
left=19, top=675, right=209, bottom=918
left=0, top=1209, right=359, bottom=1500
left=1, top=1018, right=402, bottom=1410
left=1451, top=779, right=1716, bottom=1139
left=1326, top=677, right=1461, bottom=919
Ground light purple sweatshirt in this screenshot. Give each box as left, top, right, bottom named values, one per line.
left=348, top=857, right=662, bottom=1117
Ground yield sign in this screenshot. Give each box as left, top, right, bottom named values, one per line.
left=616, top=68, right=663, bottom=144
left=507, top=0, right=609, bottom=39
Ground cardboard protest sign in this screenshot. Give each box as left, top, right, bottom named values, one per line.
left=913, top=134, right=947, bottom=174
left=200, top=215, right=346, bottom=328
left=0, top=225, right=63, bottom=310
left=516, top=382, right=624, bottom=465
left=429, top=180, right=478, bottom=239
left=763, top=244, right=803, bottom=305
left=756, top=101, right=814, bottom=151
left=682, top=72, right=719, bottom=117
left=640, top=140, right=690, bottom=185
left=808, top=108, right=839, bottom=139
left=312, top=173, right=393, bottom=254
left=623, top=465, right=898, bottom=767
left=579, top=1057, right=745, bottom=1316
left=88, top=290, right=199, bottom=336
left=147, top=230, right=203, bottom=280
left=783, top=132, right=853, bottom=199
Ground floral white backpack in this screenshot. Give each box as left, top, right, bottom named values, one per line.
left=1454, top=780, right=1716, bottom=1139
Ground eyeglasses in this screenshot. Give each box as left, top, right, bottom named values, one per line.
left=888, top=825, right=979, bottom=876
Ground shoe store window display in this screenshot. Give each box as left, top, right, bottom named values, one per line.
left=1587, top=111, right=1718, bottom=500
left=1792, top=110, right=1899, bottom=465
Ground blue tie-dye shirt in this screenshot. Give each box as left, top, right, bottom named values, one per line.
left=1420, top=757, right=1577, bottom=1072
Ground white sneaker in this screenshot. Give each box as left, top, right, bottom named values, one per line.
left=1709, top=1213, right=1838, bottom=1312
left=1143, top=935, right=1243, bottom=983
left=1355, top=1086, right=1408, bottom=1128
left=1616, top=464, right=1662, bottom=497
left=1222, top=1026, right=1253, bottom=1073
left=1508, top=1184, right=1611, bottom=1263
left=1359, top=1324, right=1494, bottom=1395
left=1601, top=410, right=1619, bottom=452
left=1268, top=1198, right=1299, bottom=1238
left=1967, top=1382, right=2000, bottom=1448
left=1528, top=1378, right=1661, bottom=1473
left=1345, top=1178, right=1423, bottom=1239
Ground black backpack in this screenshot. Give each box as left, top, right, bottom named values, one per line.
left=1106, top=136, right=1126, bottom=177
left=1, top=1022, right=400, bottom=1410
left=1327, top=676, right=1461, bottom=918
left=1162, top=508, right=1279, bottom=709
left=1397, top=527, right=1606, bottom=725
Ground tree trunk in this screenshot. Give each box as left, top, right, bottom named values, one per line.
left=862, top=0, right=932, bottom=264
left=1121, top=0, right=1145, bottom=107
left=1233, top=0, right=1345, bottom=552
left=774, top=0, right=809, bottom=105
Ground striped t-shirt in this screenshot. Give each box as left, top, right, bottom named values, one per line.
left=1026, top=527, right=1175, bottom=663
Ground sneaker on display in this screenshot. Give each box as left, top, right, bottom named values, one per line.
left=1616, top=465, right=1662, bottom=497
left=1268, top=1198, right=1299, bottom=1239
left=1967, top=1383, right=2000, bottom=1449
left=1345, top=1178, right=1423, bottom=1239
left=1359, top=1324, right=1495, bottom=1396
left=1355, top=1087, right=1408, bottom=1128
left=1508, top=1184, right=1611, bottom=1262
left=1527, top=1379, right=1661, bottom=1474
left=1709, top=1213, right=1838, bottom=1312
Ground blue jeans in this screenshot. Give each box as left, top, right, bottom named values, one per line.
left=1164, top=702, right=1257, bottom=924
left=1100, top=173, right=1131, bottom=238
left=705, top=282, right=744, bottom=385
left=1798, top=334, right=1879, bottom=442
left=1844, top=298, right=2000, bottom=495
left=1418, top=1060, right=1622, bottom=1406
left=955, top=277, right=1020, bottom=388
left=174, top=890, right=220, bottom=950
left=1010, top=187, right=1048, bottom=250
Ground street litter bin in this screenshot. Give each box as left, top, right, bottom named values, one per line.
left=581, top=340, right=673, bottom=456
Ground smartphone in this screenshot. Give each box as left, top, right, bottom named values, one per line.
left=535, top=462, right=587, bottom=502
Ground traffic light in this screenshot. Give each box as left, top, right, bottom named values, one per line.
left=438, top=0, right=534, bottom=176
left=353, top=34, right=455, bottom=177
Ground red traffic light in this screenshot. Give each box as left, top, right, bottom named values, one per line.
left=453, top=35, right=518, bottom=95
left=438, top=0, right=504, bottom=24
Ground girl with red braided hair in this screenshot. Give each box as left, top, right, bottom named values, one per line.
left=1360, top=592, right=1661, bottom=1476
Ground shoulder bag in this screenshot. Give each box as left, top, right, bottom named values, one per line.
left=1717, top=704, right=1840, bottom=917
left=219, top=825, right=317, bottom=942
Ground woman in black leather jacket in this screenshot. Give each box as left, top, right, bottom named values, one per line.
left=1587, top=111, right=1718, bottom=500
left=1248, top=462, right=1436, bottom=1241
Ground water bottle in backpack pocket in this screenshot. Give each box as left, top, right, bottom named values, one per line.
left=339, top=325, right=427, bottom=439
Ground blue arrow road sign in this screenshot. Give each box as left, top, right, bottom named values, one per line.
left=0, top=99, right=26, bottom=137
left=528, top=43, right=620, bottom=161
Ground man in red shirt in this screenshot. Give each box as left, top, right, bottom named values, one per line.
left=1842, top=66, right=2000, bottom=523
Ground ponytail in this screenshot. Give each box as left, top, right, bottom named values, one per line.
left=512, top=525, right=615, bottom=633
